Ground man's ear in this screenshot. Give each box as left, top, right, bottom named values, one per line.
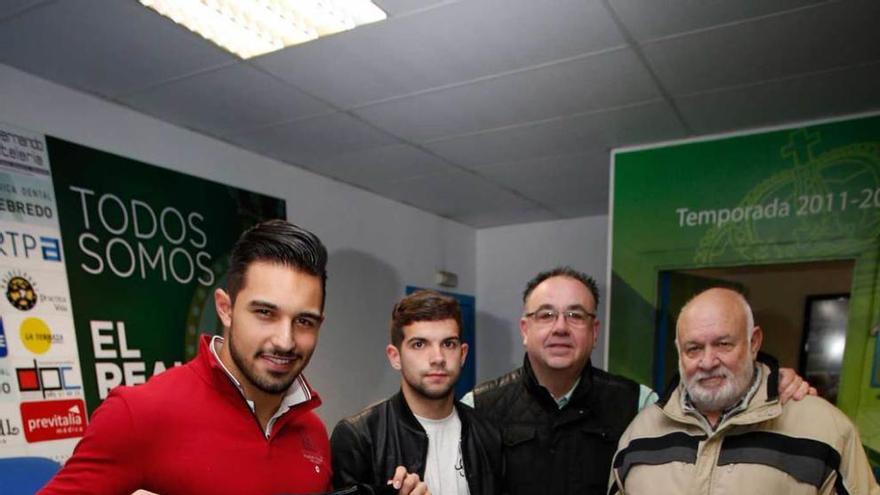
left=215, top=288, right=233, bottom=328
left=386, top=344, right=401, bottom=370
left=590, top=318, right=600, bottom=347
left=519, top=318, right=529, bottom=347
left=460, top=342, right=469, bottom=367
left=750, top=326, right=763, bottom=356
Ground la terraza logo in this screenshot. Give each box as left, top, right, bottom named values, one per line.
left=20, top=398, right=86, bottom=442
left=3, top=269, right=37, bottom=311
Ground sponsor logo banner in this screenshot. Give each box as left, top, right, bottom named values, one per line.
left=3, top=269, right=38, bottom=311
left=0, top=226, right=61, bottom=264
left=15, top=358, right=82, bottom=400
left=0, top=124, right=49, bottom=178
left=0, top=404, right=24, bottom=446
left=0, top=267, right=71, bottom=315
left=19, top=317, right=63, bottom=355
left=0, top=316, right=7, bottom=358
left=0, top=171, right=57, bottom=228
left=0, top=364, right=16, bottom=403
left=20, top=399, right=86, bottom=442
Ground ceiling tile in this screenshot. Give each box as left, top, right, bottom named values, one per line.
left=121, top=65, right=332, bottom=136
left=253, top=0, right=624, bottom=108
left=643, top=1, right=880, bottom=96
left=476, top=151, right=609, bottom=204
left=0, top=0, right=52, bottom=20
left=608, top=0, right=828, bottom=42
left=0, top=0, right=235, bottom=97
left=475, top=151, right=610, bottom=217
left=228, top=112, right=399, bottom=165
left=454, top=207, right=560, bottom=228
left=372, top=0, right=449, bottom=16
left=354, top=48, right=660, bottom=142
left=306, top=144, right=455, bottom=190
left=371, top=167, right=544, bottom=219
left=678, top=62, right=880, bottom=135
left=553, top=201, right=608, bottom=218
left=2, top=0, right=877, bottom=229
left=425, top=100, right=687, bottom=168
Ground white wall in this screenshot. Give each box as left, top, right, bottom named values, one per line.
left=475, top=215, right=609, bottom=382
left=0, top=63, right=476, bottom=428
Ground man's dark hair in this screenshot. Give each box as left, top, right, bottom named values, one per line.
left=522, top=266, right=599, bottom=307
left=390, top=290, right=462, bottom=348
left=226, top=219, right=328, bottom=310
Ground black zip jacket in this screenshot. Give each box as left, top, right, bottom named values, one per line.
left=331, top=391, right=504, bottom=495
left=473, top=357, right=640, bottom=495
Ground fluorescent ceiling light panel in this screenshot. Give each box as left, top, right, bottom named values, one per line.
left=140, top=0, right=387, bottom=59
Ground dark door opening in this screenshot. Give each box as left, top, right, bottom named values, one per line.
left=801, top=294, right=850, bottom=403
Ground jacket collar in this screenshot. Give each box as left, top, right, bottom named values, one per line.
left=660, top=358, right=782, bottom=435
left=391, top=390, right=425, bottom=433
left=391, top=389, right=471, bottom=435
left=522, top=353, right=595, bottom=409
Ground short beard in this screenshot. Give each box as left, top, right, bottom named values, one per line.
left=408, top=381, right=455, bottom=401
left=228, top=325, right=297, bottom=395
left=682, top=356, right=755, bottom=413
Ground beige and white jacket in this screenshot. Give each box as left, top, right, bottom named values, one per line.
left=609, top=363, right=880, bottom=495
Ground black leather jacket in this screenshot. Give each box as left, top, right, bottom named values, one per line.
left=473, top=356, right=640, bottom=495
left=331, top=391, right=504, bottom=495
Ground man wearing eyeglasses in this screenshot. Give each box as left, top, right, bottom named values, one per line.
left=461, top=267, right=639, bottom=495
left=463, top=266, right=813, bottom=495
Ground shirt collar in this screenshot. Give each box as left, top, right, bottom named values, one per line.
left=209, top=335, right=311, bottom=437
left=556, top=377, right=581, bottom=409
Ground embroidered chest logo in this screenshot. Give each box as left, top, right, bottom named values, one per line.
left=301, top=433, right=324, bottom=467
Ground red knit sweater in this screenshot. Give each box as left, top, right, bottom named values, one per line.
left=39, top=335, right=332, bottom=495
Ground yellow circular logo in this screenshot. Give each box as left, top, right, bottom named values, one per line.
left=20, top=317, right=52, bottom=354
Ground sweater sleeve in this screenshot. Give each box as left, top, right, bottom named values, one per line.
left=330, top=419, right=375, bottom=491
left=37, top=392, right=143, bottom=495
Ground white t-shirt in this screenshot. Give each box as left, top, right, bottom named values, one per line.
left=414, top=410, right=471, bottom=495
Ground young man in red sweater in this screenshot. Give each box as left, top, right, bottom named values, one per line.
left=39, top=220, right=333, bottom=495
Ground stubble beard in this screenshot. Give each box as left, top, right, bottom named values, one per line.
left=405, top=367, right=458, bottom=401
left=228, top=324, right=299, bottom=395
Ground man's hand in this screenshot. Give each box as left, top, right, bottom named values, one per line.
left=778, top=367, right=817, bottom=404
left=388, top=466, right=431, bottom=495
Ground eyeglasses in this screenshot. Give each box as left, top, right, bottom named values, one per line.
left=524, top=308, right=596, bottom=328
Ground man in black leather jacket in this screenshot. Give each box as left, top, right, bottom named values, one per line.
left=331, top=290, right=503, bottom=495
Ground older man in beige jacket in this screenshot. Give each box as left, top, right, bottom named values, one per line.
left=610, top=288, right=879, bottom=495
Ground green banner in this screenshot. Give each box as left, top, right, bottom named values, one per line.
left=48, top=138, right=286, bottom=412
left=610, top=115, right=880, bottom=448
